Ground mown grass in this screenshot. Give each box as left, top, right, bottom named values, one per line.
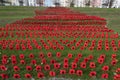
left=0, top=6, right=120, bottom=80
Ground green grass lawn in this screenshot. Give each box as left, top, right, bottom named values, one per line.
left=0, top=6, right=120, bottom=80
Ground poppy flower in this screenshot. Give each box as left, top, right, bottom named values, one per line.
left=97, top=58, right=104, bottom=64
left=80, top=47, right=84, bottom=50
left=60, top=46, right=64, bottom=50
left=0, top=74, right=8, bottom=79
left=113, top=47, right=118, bottom=52
left=88, top=55, right=94, bottom=60
left=64, top=58, right=69, bottom=63
left=89, top=71, right=96, bottom=77
left=21, top=45, right=26, bottom=50
left=37, top=72, right=44, bottom=78
left=60, top=70, right=66, bottom=75
left=47, top=52, right=52, bottom=58
left=102, top=66, right=109, bottom=71
left=111, top=54, right=117, bottom=59
left=53, top=46, right=57, bottom=50
left=28, top=45, right=33, bottom=50
left=26, top=66, right=32, bottom=71
left=76, top=70, right=83, bottom=76
left=56, top=52, right=61, bottom=58
left=44, top=64, right=50, bottom=71
left=69, top=69, right=75, bottom=75
left=41, top=58, right=47, bottom=64
left=80, top=62, right=86, bottom=68
left=20, top=60, right=26, bottom=64
left=12, top=60, right=17, bottom=65
left=68, top=53, right=72, bottom=58
left=111, top=59, right=117, bottom=66
left=29, top=53, right=34, bottom=59
left=49, top=71, right=56, bottom=77
left=101, top=73, right=109, bottom=79
left=77, top=53, right=82, bottom=58
left=50, top=59, right=56, bottom=64
left=13, top=74, right=20, bottom=79
left=71, top=62, right=77, bottom=69
left=31, top=59, right=37, bottom=65
left=36, top=65, right=42, bottom=71
left=73, top=57, right=79, bottom=63
left=116, top=68, right=120, bottom=73
left=13, top=66, right=20, bottom=72
left=2, top=55, right=8, bottom=59
left=11, top=55, right=16, bottom=59
left=89, top=62, right=96, bottom=68
left=0, top=65, right=7, bottom=71
left=2, top=59, right=7, bottom=65
left=25, top=73, right=32, bottom=78
left=19, top=54, right=25, bottom=59
left=54, top=63, right=60, bottom=69
left=83, top=58, right=89, bottom=63
left=39, top=52, right=44, bottom=59
left=99, top=54, right=106, bottom=59
left=63, top=63, right=69, bottom=69
left=71, top=46, right=75, bottom=50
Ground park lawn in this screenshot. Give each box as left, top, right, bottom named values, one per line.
left=0, top=6, right=120, bottom=80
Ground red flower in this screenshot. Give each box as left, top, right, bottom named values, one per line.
left=0, top=74, right=8, bottom=79
left=25, top=73, right=32, bottom=78
left=111, top=59, right=117, bottom=66
left=73, top=57, right=79, bottom=63
left=12, top=60, right=17, bottom=65
left=26, top=66, right=32, bottom=71
left=113, top=47, right=118, bottom=52
left=112, top=54, right=117, bottom=59
left=68, top=53, right=72, bottom=58
left=39, top=52, right=44, bottom=59
left=98, top=58, right=104, bottom=64
left=77, top=53, right=82, bottom=58
left=116, top=68, right=120, bottom=73
left=102, top=66, right=109, bottom=71
left=71, top=62, right=77, bottom=69
left=2, top=59, right=7, bottom=65
left=56, top=52, right=61, bottom=58
left=80, top=62, right=86, bottom=68
left=37, top=72, right=44, bottom=78
left=31, top=59, right=36, bottom=65
left=60, top=46, right=64, bottom=50
left=89, top=71, right=96, bottom=77
left=49, top=71, right=56, bottom=77
left=19, top=54, right=25, bottom=59
left=20, top=60, right=26, bottom=64
left=71, top=46, right=75, bottom=50
left=83, top=58, right=89, bottom=63
left=101, top=73, right=109, bottom=79
left=63, top=63, right=69, bottom=69
left=47, top=52, right=52, bottom=58
left=69, top=69, right=75, bottom=74
left=28, top=45, right=33, bottom=50
left=2, top=55, right=8, bottom=59
left=50, top=59, right=56, bottom=64
left=36, top=65, right=42, bottom=71
left=0, top=65, right=7, bottom=71
left=54, top=63, right=60, bottom=69
left=29, top=53, right=34, bottom=59
left=41, top=58, right=47, bottom=64
left=13, top=74, right=20, bottom=79
left=64, top=58, right=69, bottom=63
left=76, top=70, right=83, bottom=76
left=89, top=62, right=96, bottom=68
left=44, top=64, right=50, bottom=71
left=13, top=66, right=20, bottom=72
left=11, top=55, right=16, bottom=59
left=88, top=55, right=94, bottom=60
left=100, top=54, right=106, bottom=59
left=60, top=70, right=66, bottom=75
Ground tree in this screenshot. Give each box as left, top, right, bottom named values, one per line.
left=109, top=0, right=115, bottom=8
left=19, top=0, right=24, bottom=6
left=85, top=0, right=91, bottom=7
left=37, top=0, right=44, bottom=6
left=70, top=0, right=74, bottom=7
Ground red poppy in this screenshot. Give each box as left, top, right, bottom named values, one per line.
left=25, top=73, right=32, bottom=78
left=60, top=70, right=66, bottom=75
left=111, top=54, right=117, bottom=59
left=89, top=62, right=96, bottom=68
left=0, top=74, right=8, bottom=79
left=36, top=65, right=42, bottom=71
left=19, top=54, right=25, bottom=59
left=37, top=72, right=44, bottom=78
left=68, top=53, right=72, bottom=58
left=100, top=54, right=106, bottom=59
left=26, top=66, right=32, bottom=71
left=20, top=60, right=26, bottom=64
left=29, top=53, right=34, bottom=59
left=116, top=68, right=120, bottom=73
left=63, top=63, right=69, bottom=69
left=56, top=52, right=61, bottom=58
left=73, top=57, right=79, bottom=63
left=102, top=66, right=109, bottom=71
left=71, top=46, right=75, bottom=50
left=76, top=70, right=83, bottom=76
left=54, top=63, right=60, bottom=69
left=13, top=74, right=20, bottom=79
left=80, top=62, right=86, bottom=68
left=64, top=58, right=69, bottom=63
left=80, top=47, right=84, bottom=50
left=60, top=46, right=64, bottom=50
left=77, top=53, right=82, bottom=58
left=28, top=45, right=33, bottom=50
left=47, top=52, right=52, bottom=58
left=71, top=62, right=77, bottom=69
left=11, top=55, right=16, bottom=59
left=111, top=59, right=117, bottom=66
left=89, top=71, right=96, bottom=77
left=39, top=52, right=44, bottom=59
left=31, top=59, right=37, bottom=65
left=88, top=55, right=94, bottom=60
left=50, top=59, right=56, bottom=64
left=49, top=71, right=56, bottom=77
left=12, top=60, right=17, bottom=65
left=69, top=69, right=75, bottom=74
left=44, top=64, right=50, bottom=71
left=2, top=59, right=7, bottom=65
left=101, top=73, right=109, bottom=79
left=2, top=55, right=8, bottom=59
left=0, top=65, right=7, bottom=71
left=41, top=58, right=47, bottom=64
left=97, top=58, right=104, bottom=64
left=83, top=58, right=89, bottom=63
left=113, top=47, right=118, bottom=52
left=13, top=66, right=20, bottom=72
